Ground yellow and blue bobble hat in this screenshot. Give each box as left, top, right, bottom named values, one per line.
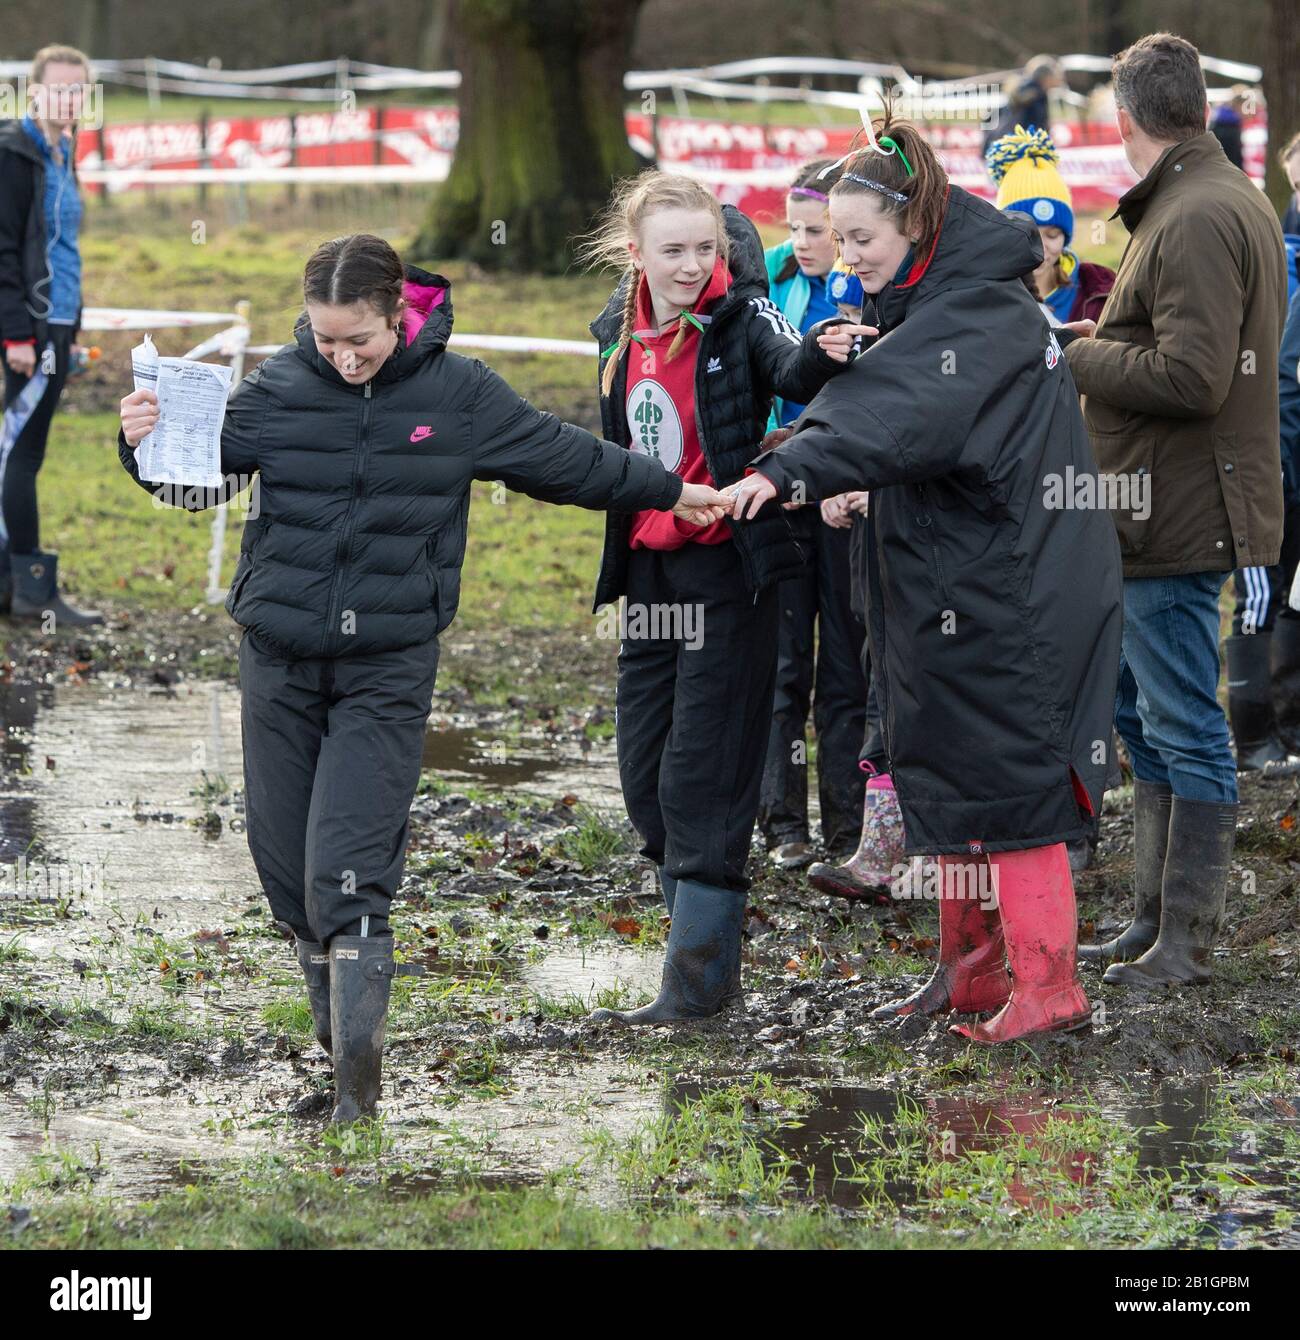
left=986, top=125, right=1074, bottom=244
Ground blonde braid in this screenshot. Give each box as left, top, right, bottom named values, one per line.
left=600, top=265, right=640, bottom=399
left=663, top=314, right=690, bottom=366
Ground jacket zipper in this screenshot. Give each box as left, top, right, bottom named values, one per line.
left=319, top=379, right=374, bottom=654
left=692, top=318, right=760, bottom=599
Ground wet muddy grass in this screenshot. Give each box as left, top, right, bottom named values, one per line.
left=1, top=638, right=1297, bottom=1250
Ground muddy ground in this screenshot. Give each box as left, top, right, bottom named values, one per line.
left=1, top=612, right=1298, bottom=1248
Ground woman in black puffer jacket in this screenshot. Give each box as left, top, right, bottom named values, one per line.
left=118, top=234, right=727, bottom=1122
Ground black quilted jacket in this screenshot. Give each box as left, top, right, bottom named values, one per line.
left=588, top=204, right=847, bottom=609
left=118, top=265, right=684, bottom=660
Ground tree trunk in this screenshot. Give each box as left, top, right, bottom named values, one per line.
left=412, top=0, right=646, bottom=275
left=419, top=0, right=454, bottom=71
left=1263, top=0, right=1300, bottom=215
left=79, top=0, right=115, bottom=58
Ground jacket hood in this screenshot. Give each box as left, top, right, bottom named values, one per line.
left=0, top=118, right=45, bottom=164
left=874, top=186, right=1043, bottom=330
left=293, top=263, right=453, bottom=389
left=590, top=202, right=768, bottom=344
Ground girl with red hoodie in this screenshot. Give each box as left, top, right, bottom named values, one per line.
left=581, top=172, right=870, bottom=1025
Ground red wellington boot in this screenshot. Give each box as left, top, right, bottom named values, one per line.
left=950, top=843, right=1091, bottom=1044
left=871, top=854, right=1011, bottom=1019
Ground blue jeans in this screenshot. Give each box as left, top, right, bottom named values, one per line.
left=1114, top=572, right=1238, bottom=804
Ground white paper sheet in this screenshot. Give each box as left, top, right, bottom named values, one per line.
left=131, top=335, right=232, bottom=488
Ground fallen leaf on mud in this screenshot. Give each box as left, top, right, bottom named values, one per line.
left=784, top=958, right=802, bottom=973
left=44, top=756, right=55, bottom=770
left=1270, top=1096, right=1297, bottom=1116
left=560, top=794, right=579, bottom=808
left=533, top=924, right=550, bottom=940
left=755, top=1026, right=786, bottom=1043
left=331, top=1166, right=344, bottom=1178
left=836, top=960, right=857, bottom=978
left=598, top=912, right=641, bottom=937
left=1281, top=814, right=1296, bottom=831
left=194, top=929, right=230, bottom=953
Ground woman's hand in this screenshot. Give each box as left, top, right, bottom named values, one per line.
left=820, top=493, right=853, bottom=529
left=5, top=344, right=36, bottom=377
left=120, top=388, right=160, bottom=447
left=845, top=490, right=869, bottom=516
left=816, top=322, right=877, bottom=363
left=1060, top=318, right=1096, bottom=338
left=672, top=481, right=729, bottom=527
left=720, top=473, right=779, bottom=521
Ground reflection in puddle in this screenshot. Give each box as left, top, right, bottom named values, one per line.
left=664, top=1074, right=1300, bottom=1238
left=522, top=946, right=661, bottom=1006
left=421, top=723, right=622, bottom=809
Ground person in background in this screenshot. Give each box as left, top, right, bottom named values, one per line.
left=987, top=125, right=1114, bottom=327
left=983, top=54, right=1066, bottom=155
left=1063, top=33, right=1287, bottom=986
left=1280, top=132, right=1300, bottom=236
left=758, top=159, right=871, bottom=871
left=0, top=43, right=102, bottom=626
left=1208, top=87, right=1250, bottom=172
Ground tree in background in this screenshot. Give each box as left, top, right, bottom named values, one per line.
left=412, top=0, right=647, bottom=275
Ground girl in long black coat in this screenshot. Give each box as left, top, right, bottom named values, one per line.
left=727, top=120, right=1123, bottom=1044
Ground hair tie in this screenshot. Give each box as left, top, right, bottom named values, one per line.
left=877, top=136, right=915, bottom=178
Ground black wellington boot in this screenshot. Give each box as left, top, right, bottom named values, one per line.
left=328, top=935, right=396, bottom=1123
left=1273, top=617, right=1300, bottom=755
left=1079, top=779, right=1172, bottom=964
left=657, top=866, right=677, bottom=917
left=591, top=879, right=745, bottom=1025
left=10, top=550, right=104, bottom=627
left=1226, top=634, right=1300, bottom=775
left=1104, top=798, right=1238, bottom=987
left=295, top=937, right=332, bottom=1056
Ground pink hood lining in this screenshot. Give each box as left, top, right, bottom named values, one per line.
left=401, top=279, right=447, bottom=346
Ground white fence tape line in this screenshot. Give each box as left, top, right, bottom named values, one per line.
left=78, top=163, right=451, bottom=186
left=81, top=307, right=242, bottom=331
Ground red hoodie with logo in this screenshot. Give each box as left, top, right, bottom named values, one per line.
left=626, top=256, right=733, bottom=550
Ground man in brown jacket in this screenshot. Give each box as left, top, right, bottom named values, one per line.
left=1060, top=32, right=1288, bottom=988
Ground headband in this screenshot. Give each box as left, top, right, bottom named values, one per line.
left=840, top=172, right=909, bottom=204
left=790, top=186, right=829, bottom=202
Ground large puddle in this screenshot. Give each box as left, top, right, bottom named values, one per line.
left=1, top=678, right=1296, bottom=1243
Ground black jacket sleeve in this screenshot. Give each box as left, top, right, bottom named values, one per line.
left=469, top=361, right=683, bottom=512
left=743, top=296, right=856, bottom=405
left=117, top=371, right=266, bottom=511
left=0, top=150, right=36, bottom=344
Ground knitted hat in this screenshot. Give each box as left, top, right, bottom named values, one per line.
left=986, top=125, right=1074, bottom=243
left=825, top=266, right=864, bottom=308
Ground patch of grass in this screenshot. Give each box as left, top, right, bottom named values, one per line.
left=261, top=997, right=313, bottom=1037
left=587, top=1074, right=815, bottom=1208
left=554, top=806, right=631, bottom=872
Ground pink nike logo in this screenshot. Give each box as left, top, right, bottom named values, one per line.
left=409, top=426, right=435, bottom=443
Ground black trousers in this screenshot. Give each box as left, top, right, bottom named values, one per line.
left=757, top=520, right=869, bottom=852
left=1, top=326, right=73, bottom=554
left=616, top=542, right=778, bottom=893
left=237, top=629, right=439, bottom=943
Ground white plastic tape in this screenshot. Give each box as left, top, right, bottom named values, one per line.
left=81, top=307, right=241, bottom=331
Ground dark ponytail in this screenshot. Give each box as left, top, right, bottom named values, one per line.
left=303, top=234, right=405, bottom=318
left=829, top=112, right=948, bottom=261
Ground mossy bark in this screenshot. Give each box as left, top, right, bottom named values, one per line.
left=413, top=0, right=646, bottom=276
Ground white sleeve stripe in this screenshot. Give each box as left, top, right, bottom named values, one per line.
left=749, top=297, right=800, bottom=344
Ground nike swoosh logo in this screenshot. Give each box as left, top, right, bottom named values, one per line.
left=409, top=426, right=435, bottom=442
